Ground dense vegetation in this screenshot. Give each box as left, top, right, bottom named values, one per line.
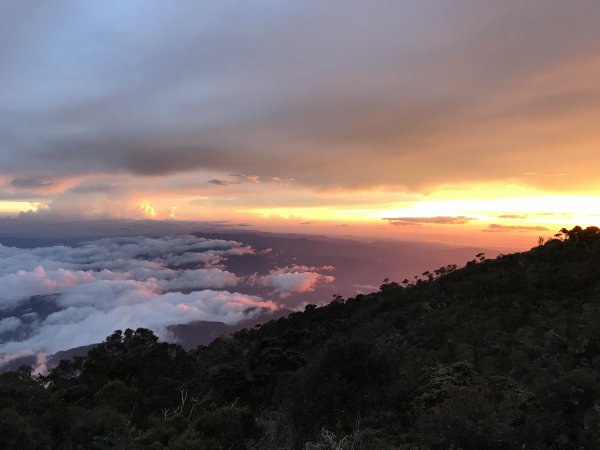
left=2, top=226, right=600, bottom=449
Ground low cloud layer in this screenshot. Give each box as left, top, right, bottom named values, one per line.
left=0, top=235, right=282, bottom=361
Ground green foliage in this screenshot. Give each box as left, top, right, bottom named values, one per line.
left=4, top=226, right=600, bottom=448
left=94, top=380, right=138, bottom=414
left=0, top=407, right=50, bottom=449
left=412, top=362, right=474, bottom=409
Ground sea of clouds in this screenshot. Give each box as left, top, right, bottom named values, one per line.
left=0, top=235, right=335, bottom=369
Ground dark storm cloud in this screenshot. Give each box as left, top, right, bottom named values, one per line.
left=1, top=1, right=599, bottom=191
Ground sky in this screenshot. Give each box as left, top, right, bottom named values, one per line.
left=1, top=1, right=600, bottom=247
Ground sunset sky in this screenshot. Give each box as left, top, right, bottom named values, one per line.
left=1, top=1, right=600, bottom=248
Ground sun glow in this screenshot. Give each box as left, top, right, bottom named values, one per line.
left=239, top=188, right=600, bottom=233
left=0, top=201, right=41, bottom=214
left=238, top=207, right=375, bottom=223
left=378, top=195, right=600, bottom=224
left=138, top=201, right=157, bottom=218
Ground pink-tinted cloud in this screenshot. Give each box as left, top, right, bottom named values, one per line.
left=254, top=265, right=335, bottom=298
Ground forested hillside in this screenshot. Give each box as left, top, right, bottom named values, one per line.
left=2, top=226, right=600, bottom=449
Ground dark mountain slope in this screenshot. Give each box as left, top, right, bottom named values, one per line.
left=2, top=226, right=600, bottom=449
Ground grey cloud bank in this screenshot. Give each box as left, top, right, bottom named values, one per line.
left=1, top=0, right=599, bottom=197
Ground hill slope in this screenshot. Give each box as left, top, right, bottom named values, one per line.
left=2, top=226, right=600, bottom=449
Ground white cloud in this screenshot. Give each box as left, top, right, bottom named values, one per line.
left=2, top=289, right=279, bottom=355
left=0, top=235, right=282, bottom=363
left=353, top=283, right=379, bottom=294
left=0, top=235, right=251, bottom=310
left=0, top=266, right=100, bottom=310
left=254, top=265, right=335, bottom=298
left=0, top=235, right=253, bottom=275
left=0, top=316, right=22, bottom=334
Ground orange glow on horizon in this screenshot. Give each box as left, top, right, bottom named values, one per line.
left=138, top=201, right=158, bottom=218
left=3, top=179, right=599, bottom=251
left=239, top=186, right=600, bottom=228
left=0, top=201, right=42, bottom=214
